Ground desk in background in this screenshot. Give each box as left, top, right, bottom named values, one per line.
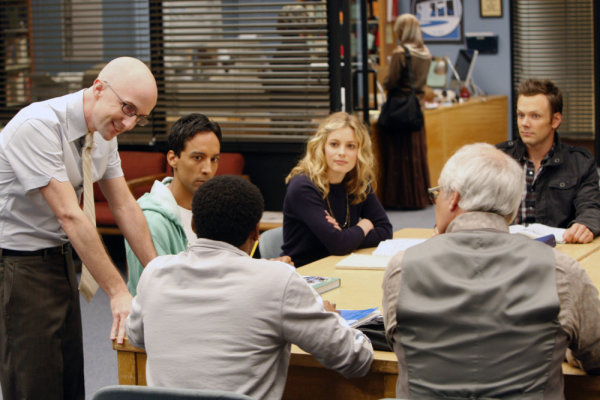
left=424, top=95, right=508, bottom=185
left=259, top=211, right=283, bottom=232
left=113, top=228, right=600, bottom=399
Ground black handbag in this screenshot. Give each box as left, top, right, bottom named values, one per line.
left=378, top=45, right=424, bottom=133
left=357, top=319, right=392, bottom=352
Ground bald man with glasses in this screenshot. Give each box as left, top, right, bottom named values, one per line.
left=0, top=57, right=158, bottom=400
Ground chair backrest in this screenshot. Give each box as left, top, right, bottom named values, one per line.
left=94, top=151, right=167, bottom=202
left=258, top=226, right=284, bottom=259
left=93, top=385, right=255, bottom=400
left=215, top=152, right=245, bottom=176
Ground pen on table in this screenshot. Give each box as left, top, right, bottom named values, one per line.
left=250, top=239, right=259, bottom=258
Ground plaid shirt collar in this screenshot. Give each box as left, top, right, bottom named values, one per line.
left=514, top=144, right=556, bottom=225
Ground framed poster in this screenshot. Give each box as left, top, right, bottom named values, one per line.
left=411, top=0, right=463, bottom=43
left=480, top=0, right=503, bottom=18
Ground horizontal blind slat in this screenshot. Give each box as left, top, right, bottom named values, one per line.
left=1, top=0, right=331, bottom=141
left=512, top=0, right=594, bottom=140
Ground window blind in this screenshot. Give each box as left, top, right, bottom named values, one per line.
left=0, top=0, right=331, bottom=144
left=154, top=0, right=330, bottom=142
left=1, top=1, right=33, bottom=118
left=512, top=0, right=595, bottom=139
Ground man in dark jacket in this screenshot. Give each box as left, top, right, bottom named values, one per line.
left=497, top=78, right=600, bottom=243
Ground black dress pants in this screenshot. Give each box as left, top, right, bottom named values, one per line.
left=0, top=247, right=84, bottom=400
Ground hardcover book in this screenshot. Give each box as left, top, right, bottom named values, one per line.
left=303, top=275, right=341, bottom=294
left=339, top=307, right=381, bottom=328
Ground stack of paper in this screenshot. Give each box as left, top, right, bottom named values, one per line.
left=303, top=276, right=341, bottom=294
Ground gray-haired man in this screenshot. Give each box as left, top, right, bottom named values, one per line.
left=383, top=143, right=600, bottom=399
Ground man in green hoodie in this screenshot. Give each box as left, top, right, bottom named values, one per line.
left=125, top=113, right=221, bottom=295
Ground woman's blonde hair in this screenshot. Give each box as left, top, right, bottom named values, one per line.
left=285, top=112, right=375, bottom=204
left=393, top=13, right=425, bottom=48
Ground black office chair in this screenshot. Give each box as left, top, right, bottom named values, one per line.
left=92, top=385, right=255, bottom=400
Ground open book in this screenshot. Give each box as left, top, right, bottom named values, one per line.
left=372, top=238, right=427, bottom=256
left=509, top=223, right=565, bottom=244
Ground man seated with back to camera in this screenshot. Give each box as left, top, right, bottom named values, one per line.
left=497, top=78, right=600, bottom=243
left=126, top=175, right=373, bottom=400
left=382, top=143, right=600, bottom=399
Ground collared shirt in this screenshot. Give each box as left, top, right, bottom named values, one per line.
left=127, top=238, right=373, bottom=400
left=515, top=145, right=555, bottom=224
left=0, top=90, right=123, bottom=250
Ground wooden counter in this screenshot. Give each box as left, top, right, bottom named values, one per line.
left=424, top=95, right=508, bottom=184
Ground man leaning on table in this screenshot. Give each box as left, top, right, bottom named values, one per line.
left=126, top=175, right=373, bottom=400
left=497, top=78, right=600, bottom=243
left=382, top=143, right=600, bottom=399
left=0, top=57, right=158, bottom=400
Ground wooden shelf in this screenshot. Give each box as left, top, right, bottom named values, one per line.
left=5, top=63, right=30, bottom=72
left=1, top=0, right=32, bottom=110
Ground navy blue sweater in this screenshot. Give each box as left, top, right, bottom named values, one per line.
left=282, top=174, right=393, bottom=267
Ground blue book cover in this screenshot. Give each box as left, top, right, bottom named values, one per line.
left=339, top=307, right=379, bottom=327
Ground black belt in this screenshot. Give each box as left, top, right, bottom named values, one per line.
left=0, top=243, right=71, bottom=257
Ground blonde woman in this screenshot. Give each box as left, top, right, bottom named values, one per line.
left=282, top=112, right=392, bottom=267
left=380, top=13, right=432, bottom=208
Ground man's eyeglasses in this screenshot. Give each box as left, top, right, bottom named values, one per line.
left=428, top=186, right=441, bottom=204
left=102, top=80, right=150, bottom=126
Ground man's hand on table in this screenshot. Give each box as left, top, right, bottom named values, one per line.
left=323, top=300, right=340, bottom=314
left=110, top=290, right=133, bottom=344
left=271, top=255, right=294, bottom=266
left=563, top=223, right=593, bottom=244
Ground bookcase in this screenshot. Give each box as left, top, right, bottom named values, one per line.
left=1, top=0, right=31, bottom=112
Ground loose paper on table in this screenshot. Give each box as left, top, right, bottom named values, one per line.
left=335, top=254, right=392, bottom=270
left=372, top=238, right=427, bottom=256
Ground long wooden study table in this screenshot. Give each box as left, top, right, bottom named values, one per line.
left=113, top=228, right=600, bottom=399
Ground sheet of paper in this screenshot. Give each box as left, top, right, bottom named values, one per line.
left=509, top=223, right=565, bottom=243
left=335, top=253, right=392, bottom=270
left=372, top=238, right=427, bottom=256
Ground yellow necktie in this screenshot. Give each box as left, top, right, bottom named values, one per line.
left=79, top=132, right=100, bottom=302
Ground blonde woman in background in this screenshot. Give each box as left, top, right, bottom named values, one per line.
left=380, top=13, right=432, bottom=209
left=282, top=112, right=393, bottom=267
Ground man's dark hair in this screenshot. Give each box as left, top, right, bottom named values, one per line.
left=518, top=79, right=563, bottom=115
left=168, top=113, right=223, bottom=157
left=192, top=175, right=264, bottom=247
